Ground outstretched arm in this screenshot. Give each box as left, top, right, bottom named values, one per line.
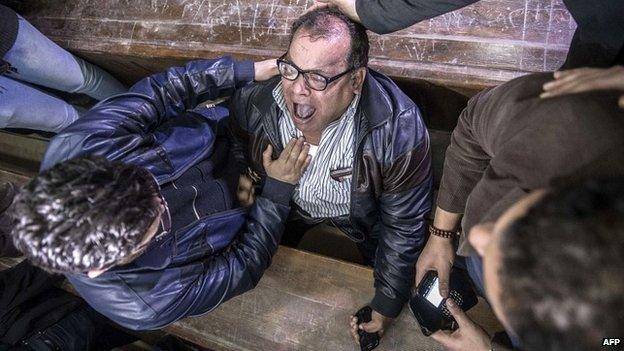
left=42, top=57, right=256, bottom=172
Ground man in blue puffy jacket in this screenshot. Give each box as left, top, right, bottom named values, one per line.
left=10, top=56, right=311, bottom=330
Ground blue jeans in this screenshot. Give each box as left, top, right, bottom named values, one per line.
left=0, top=15, right=125, bottom=132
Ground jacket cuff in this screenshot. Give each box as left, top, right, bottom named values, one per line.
left=261, top=177, right=295, bottom=207
left=234, top=60, right=255, bottom=88
left=370, top=288, right=405, bottom=318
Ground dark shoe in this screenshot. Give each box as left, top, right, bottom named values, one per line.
left=0, top=182, right=16, bottom=214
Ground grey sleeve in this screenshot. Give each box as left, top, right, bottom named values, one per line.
left=356, top=0, right=478, bottom=34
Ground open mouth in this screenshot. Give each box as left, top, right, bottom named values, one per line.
left=293, top=103, right=316, bottom=122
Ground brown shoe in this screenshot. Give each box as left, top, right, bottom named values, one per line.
left=0, top=182, right=16, bottom=214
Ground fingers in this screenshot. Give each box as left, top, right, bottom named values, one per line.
left=541, top=67, right=619, bottom=98
left=552, top=67, right=585, bottom=80
left=238, top=174, right=253, bottom=190
left=359, top=320, right=380, bottom=334
left=288, top=137, right=304, bottom=165
left=349, top=316, right=360, bottom=345
left=445, top=298, right=469, bottom=327
left=415, top=262, right=427, bottom=288
left=236, top=175, right=255, bottom=207
left=253, top=59, right=278, bottom=82
left=307, top=1, right=330, bottom=13
left=301, top=155, right=312, bottom=174
left=280, top=138, right=297, bottom=161
left=438, top=264, right=451, bottom=298
left=262, top=143, right=273, bottom=168
left=294, top=142, right=310, bottom=169
left=542, top=68, right=595, bottom=96
left=430, top=329, right=453, bottom=346
left=541, top=76, right=597, bottom=97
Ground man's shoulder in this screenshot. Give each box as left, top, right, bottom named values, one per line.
left=233, top=76, right=280, bottom=106
left=362, top=69, right=423, bottom=126
left=362, top=69, right=427, bottom=147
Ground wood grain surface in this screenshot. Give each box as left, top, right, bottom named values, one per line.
left=4, top=0, right=576, bottom=91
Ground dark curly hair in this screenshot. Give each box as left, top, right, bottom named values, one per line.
left=500, top=176, right=624, bottom=351
left=290, top=7, right=369, bottom=70
left=11, top=156, right=161, bottom=274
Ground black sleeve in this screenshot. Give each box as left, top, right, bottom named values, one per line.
left=356, top=0, right=479, bottom=34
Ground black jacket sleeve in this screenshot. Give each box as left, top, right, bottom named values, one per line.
left=356, top=0, right=478, bottom=34
left=370, top=107, right=434, bottom=318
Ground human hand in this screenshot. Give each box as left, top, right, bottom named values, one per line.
left=310, top=0, right=360, bottom=23
left=236, top=174, right=255, bottom=207
left=430, top=299, right=491, bottom=351
left=349, top=309, right=393, bottom=345
left=541, top=66, right=624, bottom=109
left=254, top=59, right=278, bottom=81
left=415, top=235, right=455, bottom=297
left=263, top=137, right=311, bottom=185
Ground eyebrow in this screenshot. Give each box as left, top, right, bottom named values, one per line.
left=285, top=54, right=340, bottom=76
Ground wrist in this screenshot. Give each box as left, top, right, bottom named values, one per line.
left=429, top=224, right=460, bottom=239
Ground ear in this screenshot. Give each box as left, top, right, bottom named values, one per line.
left=468, top=222, right=495, bottom=257
left=351, top=67, right=366, bottom=94
left=87, top=268, right=107, bottom=278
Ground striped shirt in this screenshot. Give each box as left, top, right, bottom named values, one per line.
left=272, top=82, right=359, bottom=218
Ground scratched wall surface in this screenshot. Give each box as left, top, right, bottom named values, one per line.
left=5, top=0, right=575, bottom=90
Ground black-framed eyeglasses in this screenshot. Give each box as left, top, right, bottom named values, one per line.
left=277, top=53, right=355, bottom=91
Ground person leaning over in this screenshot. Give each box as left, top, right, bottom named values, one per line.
left=10, top=56, right=311, bottom=330
left=433, top=176, right=624, bottom=351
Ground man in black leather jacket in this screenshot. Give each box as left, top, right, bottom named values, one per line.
left=10, top=56, right=311, bottom=330
left=228, top=8, right=433, bottom=342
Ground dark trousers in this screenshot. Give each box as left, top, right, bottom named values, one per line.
left=281, top=216, right=378, bottom=267
left=17, top=306, right=95, bottom=351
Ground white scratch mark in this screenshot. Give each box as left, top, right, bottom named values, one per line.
left=236, top=0, right=243, bottom=44
left=129, top=21, right=137, bottom=43
left=403, top=44, right=413, bottom=58
left=191, top=0, right=209, bottom=22
left=251, top=3, right=259, bottom=39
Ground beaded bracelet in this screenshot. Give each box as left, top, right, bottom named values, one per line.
left=428, top=224, right=460, bottom=239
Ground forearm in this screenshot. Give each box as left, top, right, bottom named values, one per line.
left=436, top=91, right=491, bottom=213
left=356, top=0, right=478, bottom=34
left=372, top=176, right=433, bottom=318
left=129, top=57, right=254, bottom=121
left=432, top=207, right=463, bottom=231
left=185, top=178, right=295, bottom=317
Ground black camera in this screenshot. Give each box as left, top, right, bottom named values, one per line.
left=409, top=268, right=478, bottom=336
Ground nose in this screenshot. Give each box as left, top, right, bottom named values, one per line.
left=292, top=74, right=311, bottom=96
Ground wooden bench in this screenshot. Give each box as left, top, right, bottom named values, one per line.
left=0, top=164, right=503, bottom=351
left=0, top=237, right=501, bottom=351
left=3, top=0, right=576, bottom=132
left=5, top=0, right=575, bottom=95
